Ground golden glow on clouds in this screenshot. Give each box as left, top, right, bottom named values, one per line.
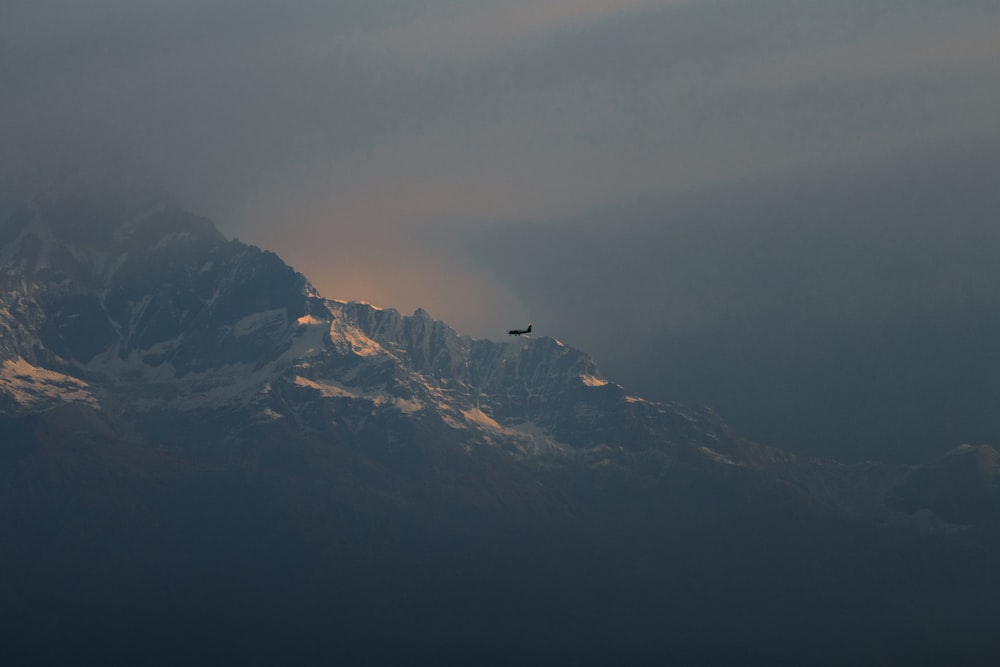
left=24, top=0, right=985, bottom=340
left=242, top=163, right=529, bottom=338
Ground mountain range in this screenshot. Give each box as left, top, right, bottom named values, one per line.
left=2, top=187, right=998, bottom=665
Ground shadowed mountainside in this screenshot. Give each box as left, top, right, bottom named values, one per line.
left=2, top=188, right=999, bottom=665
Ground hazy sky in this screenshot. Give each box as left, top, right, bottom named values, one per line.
left=3, top=0, right=997, bottom=333
left=3, top=1, right=1000, bottom=458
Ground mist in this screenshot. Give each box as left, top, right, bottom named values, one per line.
left=2, top=0, right=999, bottom=442
left=5, top=4, right=1000, bottom=660
left=474, top=141, right=1000, bottom=462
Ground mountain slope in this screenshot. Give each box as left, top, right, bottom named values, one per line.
left=3, top=188, right=997, bottom=525
left=0, top=187, right=770, bottom=471
left=2, top=188, right=999, bottom=665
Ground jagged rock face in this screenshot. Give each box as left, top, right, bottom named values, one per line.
left=0, top=190, right=312, bottom=372
left=3, top=189, right=1000, bottom=665
left=1, top=189, right=998, bottom=531
left=0, top=189, right=751, bottom=470
left=336, top=301, right=744, bottom=458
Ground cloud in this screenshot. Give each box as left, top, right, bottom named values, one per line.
left=1, top=0, right=998, bottom=343
left=471, top=141, right=1000, bottom=463
left=341, top=0, right=672, bottom=63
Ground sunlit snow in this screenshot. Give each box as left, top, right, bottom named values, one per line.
left=346, top=300, right=383, bottom=311
left=0, top=357, right=99, bottom=411
left=393, top=397, right=424, bottom=414
left=579, top=374, right=608, bottom=387
left=294, top=375, right=361, bottom=399
left=461, top=407, right=503, bottom=431
left=329, top=318, right=383, bottom=357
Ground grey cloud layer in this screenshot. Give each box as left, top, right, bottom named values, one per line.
left=473, top=141, right=1000, bottom=462
left=3, top=0, right=996, bottom=218
left=2, top=1, right=999, bottom=421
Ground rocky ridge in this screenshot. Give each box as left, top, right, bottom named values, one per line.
left=3, top=188, right=1000, bottom=665
left=0, top=188, right=997, bottom=532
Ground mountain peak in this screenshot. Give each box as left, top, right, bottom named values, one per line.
left=0, top=187, right=227, bottom=286
left=5, top=182, right=1000, bottom=666
left=2, top=189, right=990, bottom=494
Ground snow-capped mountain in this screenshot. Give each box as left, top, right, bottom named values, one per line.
left=1, top=187, right=997, bottom=525
left=0, top=186, right=768, bottom=470
left=3, top=187, right=1000, bottom=665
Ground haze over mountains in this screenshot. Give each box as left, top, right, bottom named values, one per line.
left=474, top=142, right=1000, bottom=464
left=3, top=1, right=999, bottom=662
left=2, top=186, right=999, bottom=664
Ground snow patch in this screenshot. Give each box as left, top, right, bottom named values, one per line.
left=279, top=315, right=329, bottom=361
left=439, top=410, right=463, bottom=429
left=233, top=309, right=287, bottom=337
left=0, top=357, right=99, bottom=411
left=506, top=420, right=573, bottom=457
left=580, top=374, right=608, bottom=387
left=393, top=397, right=423, bottom=414
left=330, top=318, right=382, bottom=357
left=462, top=407, right=503, bottom=431
left=294, top=375, right=361, bottom=399
left=697, top=445, right=740, bottom=466
left=256, top=408, right=284, bottom=421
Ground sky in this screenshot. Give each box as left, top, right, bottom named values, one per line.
left=472, top=141, right=1000, bottom=461
left=2, top=0, right=999, bottom=459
